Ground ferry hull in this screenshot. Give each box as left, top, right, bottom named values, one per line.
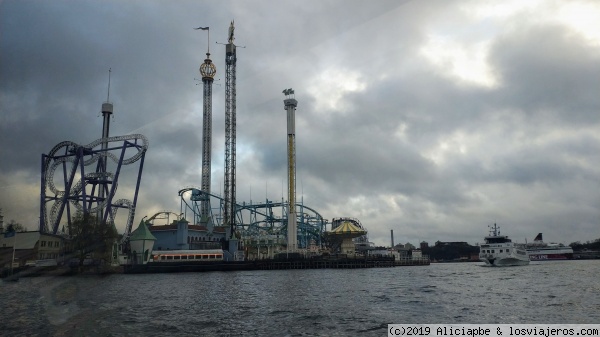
left=481, top=257, right=530, bottom=267
left=528, top=253, right=573, bottom=261
left=526, top=233, right=574, bottom=261
left=479, top=224, right=530, bottom=267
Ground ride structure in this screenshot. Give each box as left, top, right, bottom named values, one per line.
left=178, top=187, right=224, bottom=230
left=144, top=210, right=182, bottom=226
left=39, top=77, right=148, bottom=242
left=331, top=217, right=369, bottom=244
left=141, top=23, right=336, bottom=256
left=198, top=27, right=216, bottom=230
left=40, top=135, right=148, bottom=239
left=176, top=187, right=326, bottom=250
left=223, top=21, right=238, bottom=240
left=325, top=219, right=367, bottom=256
left=98, top=69, right=113, bottom=220
left=283, top=89, right=298, bottom=251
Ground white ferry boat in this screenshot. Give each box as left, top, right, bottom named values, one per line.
left=479, top=224, right=529, bottom=267
left=526, top=233, right=574, bottom=261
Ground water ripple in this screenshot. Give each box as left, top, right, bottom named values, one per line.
left=1, top=260, right=599, bottom=336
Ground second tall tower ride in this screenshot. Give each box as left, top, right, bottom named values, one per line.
left=199, top=29, right=216, bottom=228
left=223, top=21, right=237, bottom=239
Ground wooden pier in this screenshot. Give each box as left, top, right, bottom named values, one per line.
left=125, top=255, right=430, bottom=274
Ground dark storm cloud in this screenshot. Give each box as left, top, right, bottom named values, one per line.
left=1, top=0, right=599, bottom=246
left=491, top=24, right=600, bottom=124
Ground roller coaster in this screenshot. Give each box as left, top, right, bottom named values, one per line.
left=39, top=132, right=327, bottom=248
left=153, top=187, right=328, bottom=248
left=39, top=134, right=148, bottom=242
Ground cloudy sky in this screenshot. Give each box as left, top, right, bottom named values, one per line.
left=1, top=0, right=599, bottom=246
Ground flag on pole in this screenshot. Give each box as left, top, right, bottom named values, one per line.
left=194, top=27, right=209, bottom=30
left=4, top=224, right=15, bottom=238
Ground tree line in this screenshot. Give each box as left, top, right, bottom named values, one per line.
left=569, top=238, right=600, bottom=251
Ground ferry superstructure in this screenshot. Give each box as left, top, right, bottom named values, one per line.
left=526, top=233, right=574, bottom=261
left=479, top=224, right=529, bottom=267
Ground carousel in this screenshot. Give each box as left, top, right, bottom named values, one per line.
left=325, top=220, right=367, bottom=256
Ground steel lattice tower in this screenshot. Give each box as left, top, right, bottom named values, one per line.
left=199, top=40, right=216, bottom=227
left=223, top=21, right=237, bottom=238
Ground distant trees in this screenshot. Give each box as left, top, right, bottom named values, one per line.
left=569, top=239, right=600, bottom=251
left=69, top=212, right=118, bottom=269
left=423, top=243, right=479, bottom=261
left=7, top=220, right=27, bottom=232
left=0, top=208, right=28, bottom=232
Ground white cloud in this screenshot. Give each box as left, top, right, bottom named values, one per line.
left=420, top=35, right=498, bottom=88
left=466, top=0, right=600, bottom=47
left=556, top=1, right=600, bottom=46
left=307, top=68, right=367, bottom=112
left=464, top=0, right=545, bottom=20
left=424, top=130, right=472, bottom=166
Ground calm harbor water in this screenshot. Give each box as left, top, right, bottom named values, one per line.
left=1, top=260, right=599, bottom=336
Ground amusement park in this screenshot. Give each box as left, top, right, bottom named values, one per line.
left=1, top=22, right=428, bottom=277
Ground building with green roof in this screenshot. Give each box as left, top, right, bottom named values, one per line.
left=129, top=220, right=156, bottom=265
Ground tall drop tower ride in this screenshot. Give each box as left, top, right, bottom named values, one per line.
left=197, top=27, right=216, bottom=227
left=98, top=69, right=113, bottom=219
left=223, top=21, right=237, bottom=238
left=283, top=89, right=298, bottom=251
left=101, top=69, right=113, bottom=166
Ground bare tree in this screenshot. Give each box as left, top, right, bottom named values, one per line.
left=8, top=220, right=27, bottom=232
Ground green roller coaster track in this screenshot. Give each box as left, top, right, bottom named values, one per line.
left=176, top=187, right=326, bottom=249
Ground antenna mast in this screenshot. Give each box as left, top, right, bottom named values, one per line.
left=107, top=68, right=112, bottom=102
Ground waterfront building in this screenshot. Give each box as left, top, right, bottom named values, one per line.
left=368, top=247, right=390, bottom=256
left=243, top=235, right=287, bottom=260
left=129, top=220, right=156, bottom=265
left=391, top=245, right=410, bottom=258
left=149, top=219, right=226, bottom=251
left=0, top=231, right=66, bottom=268
left=435, top=241, right=469, bottom=247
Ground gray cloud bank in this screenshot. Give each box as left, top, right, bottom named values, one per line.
left=1, top=0, right=599, bottom=246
